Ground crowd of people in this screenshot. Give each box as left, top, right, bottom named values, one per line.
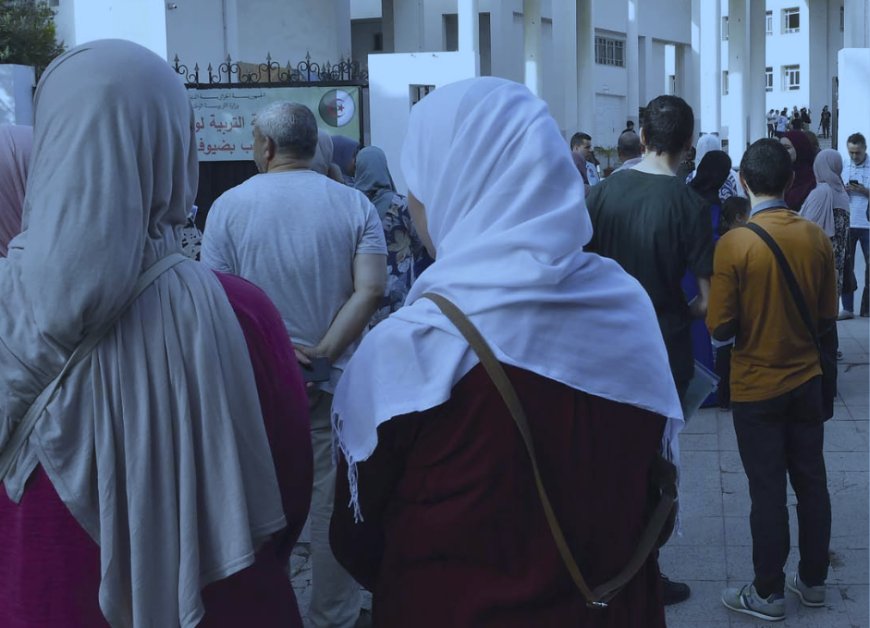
left=0, top=39, right=865, bottom=627
left=766, top=106, right=832, bottom=139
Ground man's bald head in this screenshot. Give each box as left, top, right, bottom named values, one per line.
left=617, top=131, right=642, bottom=161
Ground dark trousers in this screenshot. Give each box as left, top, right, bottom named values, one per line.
left=843, top=227, right=869, bottom=314
left=731, top=377, right=831, bottom=597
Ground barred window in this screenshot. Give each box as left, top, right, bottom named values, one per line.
left=595, top=36, right=625, bottom=67
left=783, top=65, right=800, bottom=91
left=783, top=8, right=800, bottom=33
left=765, top=67, right=773, bottom=92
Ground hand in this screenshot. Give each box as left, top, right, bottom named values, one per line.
left=848, top=182, right=870, bottom=198
left=688, top=296, right=708, bottom=319
left=294, top=345, right=315, bottom=366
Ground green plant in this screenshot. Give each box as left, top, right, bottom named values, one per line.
left=593, top=145, right=618, bottom=168
left=0, top=0, right=64, bottom=77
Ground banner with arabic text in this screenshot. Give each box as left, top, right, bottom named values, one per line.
left=190, top=86, right=361, bottom=162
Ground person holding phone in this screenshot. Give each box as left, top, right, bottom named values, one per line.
left=840, top=133, right=870, bottom=319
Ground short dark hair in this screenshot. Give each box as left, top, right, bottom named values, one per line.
left=719, top=196, right=751, bottom=235
left=739, top=139, right=793, bottom=197
left=847, top=132, right=867, bottom=147
left=639, top=95, right=694, bottom=156
left=617, top=131, right=642, bottom=159
left=625, top=120, right=634, bottom=127
left=570, top=132, right=592, bottom=150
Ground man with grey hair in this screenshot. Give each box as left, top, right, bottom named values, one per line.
left=202, top=101, right=386, bottom=628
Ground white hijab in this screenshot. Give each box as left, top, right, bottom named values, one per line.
left=0, top=40, right=285, bottom=627
left=332, top=77, right=683, bottom=519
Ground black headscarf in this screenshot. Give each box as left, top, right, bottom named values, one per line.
left=689, top=150, right=732, bottom=205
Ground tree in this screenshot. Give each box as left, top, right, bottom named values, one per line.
left=0, top=0, right=64, bottom=76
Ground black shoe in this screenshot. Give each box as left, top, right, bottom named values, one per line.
left=662, top=575, right=691, bottom=606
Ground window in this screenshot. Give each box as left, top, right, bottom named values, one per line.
left=594, top=36, right=625, bottom=67
left=783, top=8, right=800, bottom=33
left=722, top=70, right=729, bottom=96
left=410, top=85, right=435, bottom=108
left=722, top=16, right=729, bottom=41
left=765, top=11, right=773, bottom=35
left=765, top=67, right=773, bottom=92
left=782, top=65, right=800, bottom=91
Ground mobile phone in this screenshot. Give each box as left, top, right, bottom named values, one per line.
left=301, top=356, right=331, bottom=383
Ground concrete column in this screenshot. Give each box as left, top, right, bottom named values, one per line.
left=523, top=0, right=543, bottom=96
left=638, top=35, right=653, bottom=105
left=626, top=0, right=640, bottom=125
left=844, top=0, right=870, bottom=48
left=381, top=0, right=395, bottom=53
left=726, top=0, right=749, bottom=162
left=553, top=0, right=579, bottom=135
left=458, top=0, right=480, bottom=54
left=748, top=0, right=766, bottom=142
left=394, top=0, right=424, bottom=52
left=577, top=0, right=595, bottom=134
left=698, top=0, right=721, bottom=134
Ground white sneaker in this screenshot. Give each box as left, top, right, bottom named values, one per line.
left=786, top=572, right=826, bottom=607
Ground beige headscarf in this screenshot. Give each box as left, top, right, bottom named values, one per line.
left=0, top=40, right=285, bottom=627
left=310, top=129, right=335, bottom=175
left=0, top=124, right=32, bottom=256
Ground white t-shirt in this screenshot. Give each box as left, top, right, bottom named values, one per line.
left=201, top=170, right=387, bottom=391
left=844, top=157, right=870, bottom=230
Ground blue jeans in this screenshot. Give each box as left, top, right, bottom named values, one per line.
left=843, top=228, right=869, bottom=314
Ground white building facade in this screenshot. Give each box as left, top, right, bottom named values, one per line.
left=51, top=0, right=353, bottom=69
left=719, top=0, right=844, bottom=138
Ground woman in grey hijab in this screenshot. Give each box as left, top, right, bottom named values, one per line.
left=353, top=146, right=431, bottom=325
left=310, top=129, right=344, bottom=183
left=0, top=40, right=312, bottom=628
left=801, top=149, right=851, bottom=295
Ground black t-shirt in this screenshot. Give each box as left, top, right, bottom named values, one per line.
left=585, top=170, right=714, bottom=386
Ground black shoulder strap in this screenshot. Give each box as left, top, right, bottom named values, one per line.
left=742, top=222, right=820, bottom=351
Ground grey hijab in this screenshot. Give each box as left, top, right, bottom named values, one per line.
left=310, top=130, right=335, bottom=175
left=800, top=149, right=850, bottom=237
left=0, top=40, right=285, bottom=627
left=353, top=146, right=396, bottom=219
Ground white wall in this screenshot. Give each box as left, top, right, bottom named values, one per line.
left=60, top=0, right=168, bottom=59
left=0, top=65, right=36, bottom=125
left=837, top=48, right=870, bottom=157
left=351, top=0, right=382, bottom=20
left=368, top=51, right=478, bottom=192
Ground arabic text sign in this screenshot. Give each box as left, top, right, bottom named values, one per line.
left=190, top=86, right=361, bottom=162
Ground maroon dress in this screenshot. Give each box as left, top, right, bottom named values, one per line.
left=0, top=272, right=312, bottom=628
left=331, top=364, right=667, bottom=628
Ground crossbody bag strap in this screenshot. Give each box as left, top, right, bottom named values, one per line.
left=0, top=253, right=188, bottom=484
left=421, top=292, right=675, bottom=609
left=742, top=223, right=821, bottom=352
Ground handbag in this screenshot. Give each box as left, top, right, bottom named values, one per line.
left=421, top=292, right=677, bottom=610
left=0, top=253, right=189, bottom=484
left=741, top=223, right=838, bottom=419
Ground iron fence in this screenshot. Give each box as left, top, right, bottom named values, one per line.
left=173, top=52, right=368, bottom=88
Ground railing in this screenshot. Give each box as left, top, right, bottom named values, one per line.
left=173, top=52, right=368, bottom=87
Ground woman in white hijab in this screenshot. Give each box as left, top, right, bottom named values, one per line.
left=0, top=124, right=32, bottom=256
left=686, top=133, right=745, bottom=201
left=329, top=77, right=683, bottom=626
left=0, top=40, right=313, bottom=627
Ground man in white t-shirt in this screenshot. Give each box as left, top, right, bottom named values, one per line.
left=202, top=102, right=386, bottom=628
left=841, top=132, right=870, bottom=318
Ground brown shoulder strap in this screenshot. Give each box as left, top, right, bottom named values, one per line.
left=421, top=292, right=675, bottom=608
